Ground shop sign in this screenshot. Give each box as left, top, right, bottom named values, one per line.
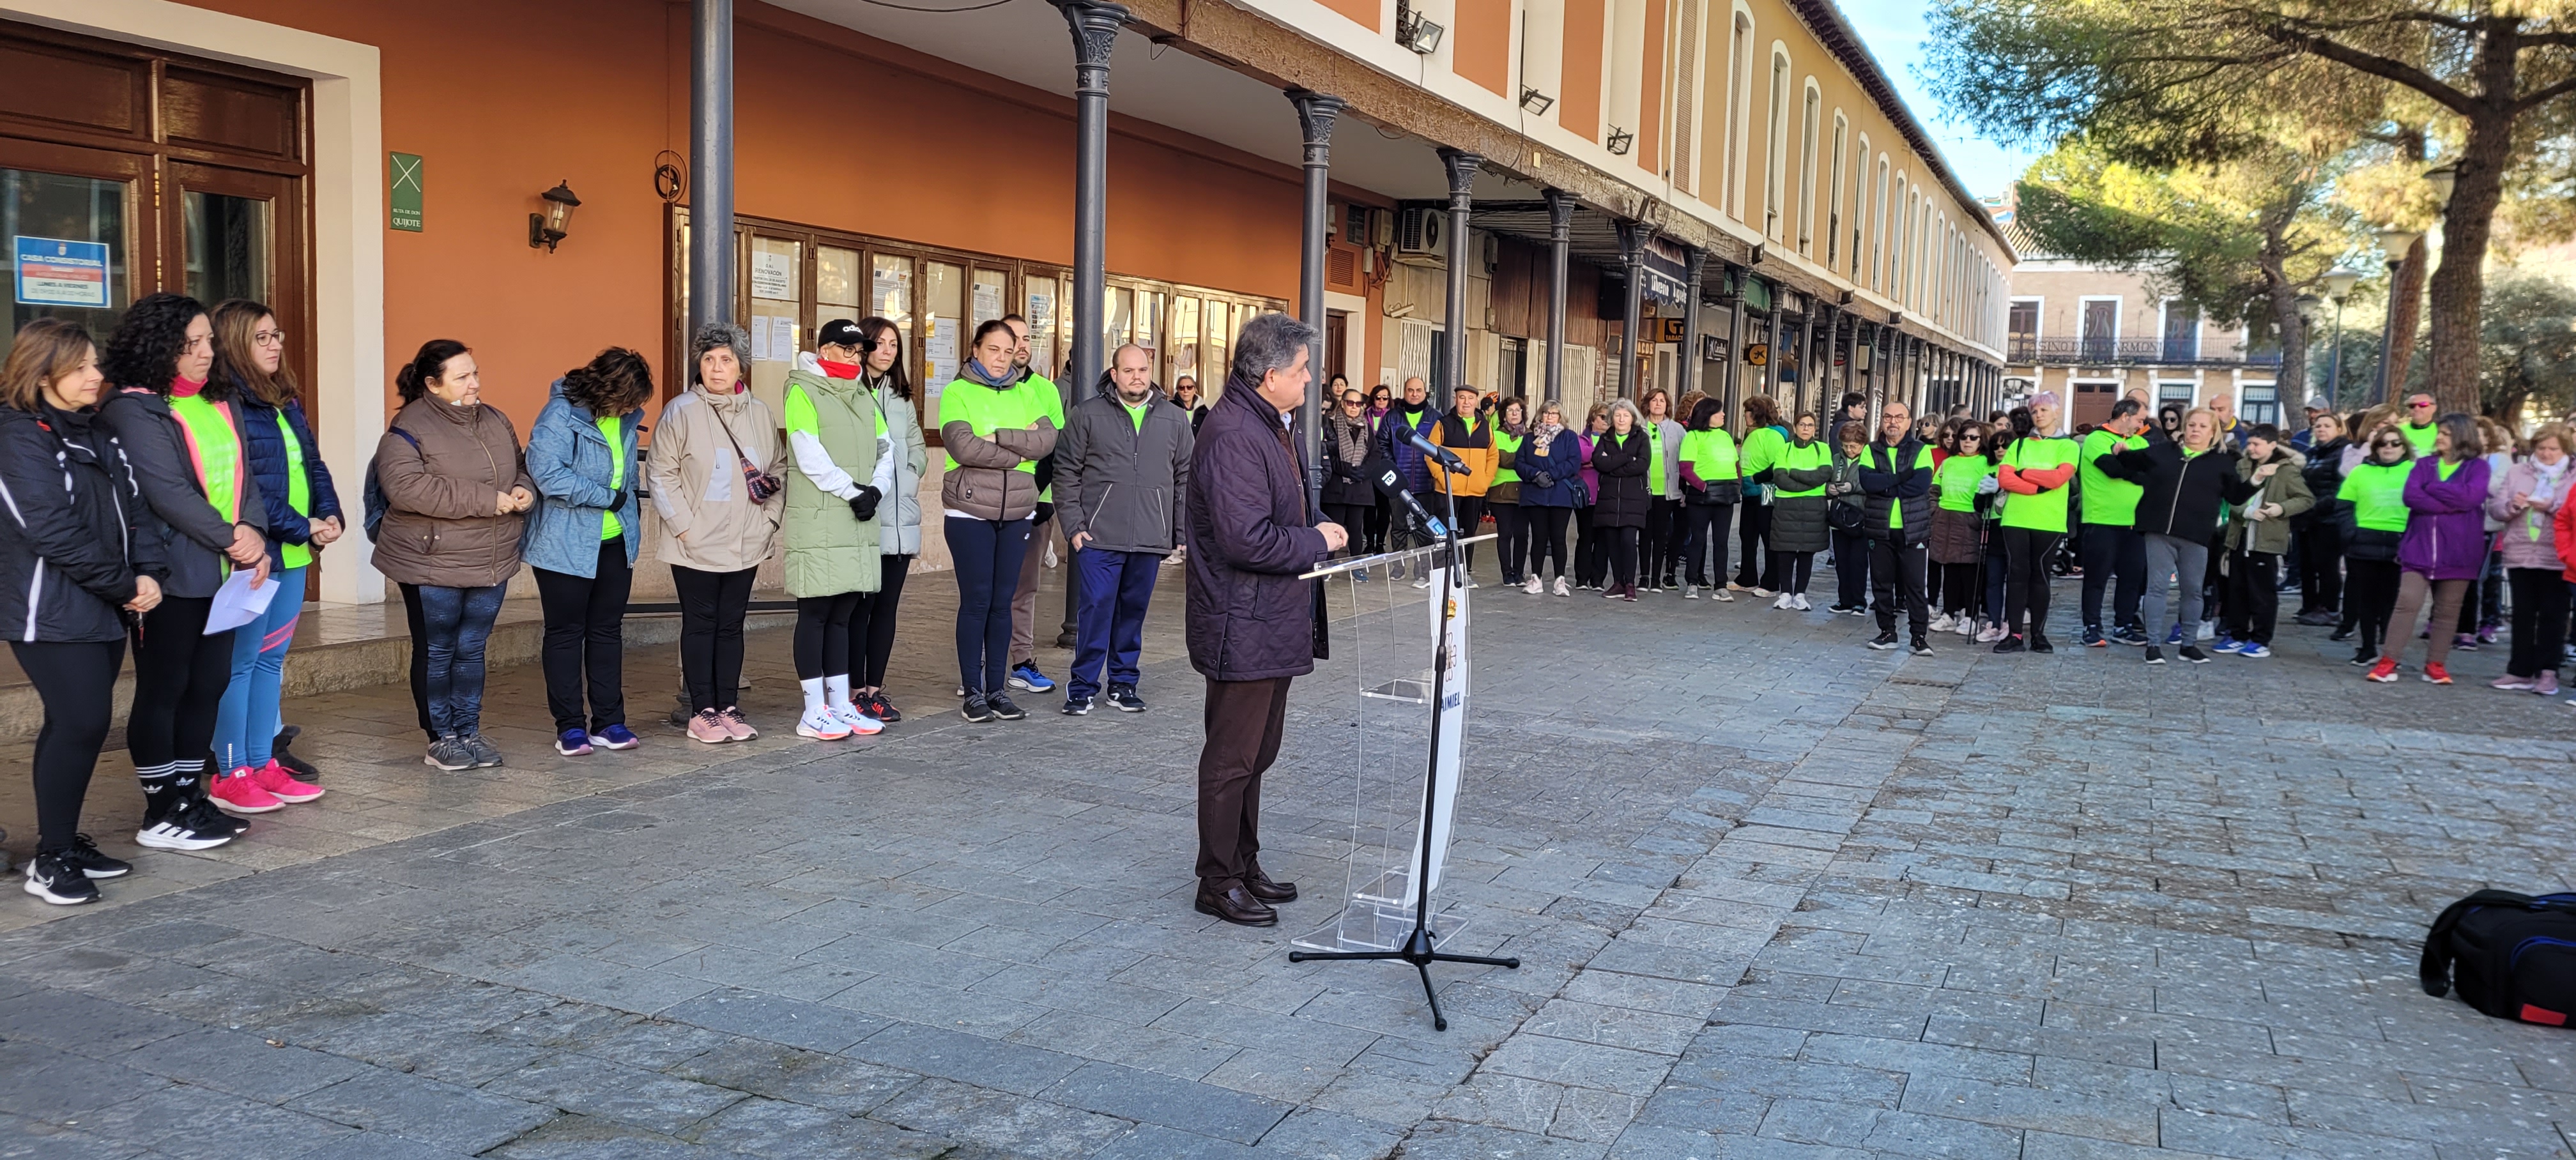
left=751, top=250, right=795, bottom=300
left=1744, top=342, right=1768, bottom=366
left=13, top=237, right=109, bottom=307
left=389, top=153, right=424, bottom=231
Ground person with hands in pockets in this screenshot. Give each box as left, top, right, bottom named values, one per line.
left=783, top=319, right=897, bottom=740
left=524, top=347, right=654, bottom=758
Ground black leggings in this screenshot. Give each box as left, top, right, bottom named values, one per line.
left=1735, top=502, right=1772, bottom=588
left=1491, top=504, right=1529, bottom=582
left=794, top=591, right=864, bottom=681
left=1575, top=507, right=1607, bottom=586
left=128, top=594, right=231, bottom=779
left=1528, top=506, right=1570, bottom=579
left=1939, top=561, right=1979, bottom=618
left=1682, top=503, right=1730, bottom=585
left=401, top=582, right=435, bottom=741
left=673, top=563, right=756, bottom=714
left=2507, top=567, right=2570, bottom=678
left=1777, top=551, right=1816, bottom=595
left=1608, top=526, right=1641, bottom=587
left=2345, top=557, right=2401, bottom=657
left=1644, top=497, right=1680, bottom=582
left=533, top=538, right=630, bottom=734
left=14, top=638, right=123, bottom=851
left=2002, top=528, right=2062, bottom=638
left=860, top=554, right=912, bottom=689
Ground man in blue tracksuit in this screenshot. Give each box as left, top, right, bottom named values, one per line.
left=1054, top=344, right=1194, bottom=715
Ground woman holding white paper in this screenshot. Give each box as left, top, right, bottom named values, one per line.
left=96, top=294, right=272, bottom=850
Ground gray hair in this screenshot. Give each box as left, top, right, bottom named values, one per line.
left=1607, top=397, right=1644, bottom=429
left=690, top=323, right=749, bottom=386
left=1230, top=312, right=1318, bottom=387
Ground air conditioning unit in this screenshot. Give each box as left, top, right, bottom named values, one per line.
left=1396, top=206, right=1447, bottom=259
left=1370, top=208, right=1394, bottom=249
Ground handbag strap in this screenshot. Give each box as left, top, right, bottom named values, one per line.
left=707, top=398, right=762, bottom=477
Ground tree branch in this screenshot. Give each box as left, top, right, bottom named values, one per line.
left=2251, top=25, right=2478, bottom=114
left=2515, top=73, right=2576, bottom=115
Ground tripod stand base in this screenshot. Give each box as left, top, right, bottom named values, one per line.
left=1288, top=928, right=1519, bottom=1031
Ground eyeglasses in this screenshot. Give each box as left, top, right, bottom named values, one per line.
left=2373, top=440, right=2405, bottom=449
left=251, top=330, right=286, bottom=346
left=1958, top=434, right=1982, bottom=443
left=2408, top=401, right=2435, bottom=409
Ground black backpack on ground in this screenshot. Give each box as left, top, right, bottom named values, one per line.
left=2420, top=889, right=2576, bottom=1026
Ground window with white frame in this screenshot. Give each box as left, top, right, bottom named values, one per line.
left=1764, top=47, right=1789, bottom=240
left=1825, top=113, right=1846, bottom=266
left=1796, top=80, right=1820, bottom=254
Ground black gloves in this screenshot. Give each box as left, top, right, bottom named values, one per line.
left=605, top=487, right=629, bottom=512
left=1034, top=501, right=1055, bottom=527
left=848, top=485, right=882, bottom=522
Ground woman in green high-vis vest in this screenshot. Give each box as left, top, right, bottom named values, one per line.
left=783, top=319, right=898, bottom=740
left=2336, top=425, right=2416, bottom=667
left=941, top=319, right=1059, bottom=722
left=1489, top=397, right=1529, bottom=587
left=1676, top=397, right=1737, bottom=600
left=98, top=293, right=272, bottom=850
left=525, top=348, right=654, bottom=758
left=1762, top=413, right=1836, bottom=610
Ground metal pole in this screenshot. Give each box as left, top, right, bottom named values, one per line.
left=1438, top=148, right=1482, bottom=399
left=1616, top=220, right=1648, bottom=400
left=2327, top=296, right=2346, bottom=405
left=687, top=0, right=733, bottom=335
left=1725, top=275, right=1745, bottom=416
left=2368, top=257, right=2403, bottom=408
left=1290, top=90, right=1344, bottom=520
left=1058, top=1, right=1126, bottom=409
left=1679, top=245, right=1705, bottom=407
left=1544, top=190, right=1572, bottom=406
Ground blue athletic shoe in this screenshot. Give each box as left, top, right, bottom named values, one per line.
left=2082, top=626, right=2106, bottom=648
left=594, top=724, right=640, bottom=750
left=554, top=729, right=593, bottom=756
left=2211, top=637, right=2243, bottom=654
left=2111, top=626, right=2150, bottom=648
left=2166, top=623, right=2185, bottom=645
left=1009, top=663, right=1056, bottom=693
left=2237, top=643, right=2271, bottom=658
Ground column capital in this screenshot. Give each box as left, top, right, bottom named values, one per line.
left=1544, top=188, right=1576, bottom=236
left=1438, top=148, right=1483, bottom=200
left=1287, top=89, right=1346, bottom=148
left=1615, top=219, right=1655, bottom=266
left=1055, top=0, right=1128, bottom=84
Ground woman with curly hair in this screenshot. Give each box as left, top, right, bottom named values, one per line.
left=203, top=298, right=332, bottom=813
left=525, top=347, right=654, bottom=756
left=96, top=292, right=269, bottom=844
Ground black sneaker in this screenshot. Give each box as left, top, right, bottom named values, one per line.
left=1107, top=684, right=1147, bottom=713
left=463, top=731, right=503, bottom=768
left=2328, top=625, right=2357, bottom=642
left=1867, top=632, right=1901, bottom=651
left=59, top=835, right=130, bottom=880
left=985, top=692, right=1028, bottom=721
left=1993, top=634, right=2026, bottom=654
left=2144, top=646, right=2165, bottom=665
left=23, top=851, right=98, bottom=905
left=424, top=735, right=475, bottom=771
left=2349, top=648, right=2379, bottom=666
left=2179, top=646, right=2211, bottom=664
left=178, top=793, right=249, bottom=837
left=960, top=693, right=995, bottom=723
left=1062, top=695, right=1094, bottom=716
left=2029, top=634, right=2055, bottom=654
left=1910, top=637, right=1934, bottom=656
left=273, top=724, right=322, bottom=781
left=868, top=692, right=903, bottom=724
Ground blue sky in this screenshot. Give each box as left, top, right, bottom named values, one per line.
left=1837, top=0, right=2040, bottom=201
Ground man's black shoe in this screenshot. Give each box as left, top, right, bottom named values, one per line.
left=1910, top=637, right=1934, bottom=656
left=2179, top=646, right=2211, bottom=664
left=1061, top=696, right=1093, bottom=716
left=1866, top=632, right=1900, bottom=650
left=960, top=694, right=995, bottom=723
left=2327, top=625, right=2356, bottom=642
left=1245, top=865, right=1298, bottom=903
left=1993, top=634, right=2025, bottom=654
left=1107, top=684, right=1147, bottom=713
left=2029, top=634, right=2055, bottom=654
left=1194, top=883, right=1276, bottom=926
left=986, top=692, right=1027, bottom=721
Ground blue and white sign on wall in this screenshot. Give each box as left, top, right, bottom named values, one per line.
left=14, top=236, right=111, bottom=308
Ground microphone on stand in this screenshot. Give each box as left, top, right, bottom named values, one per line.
left=1365, top=454, right=1448, bottom=538
left=1391, top=425, right=1469, bottom=475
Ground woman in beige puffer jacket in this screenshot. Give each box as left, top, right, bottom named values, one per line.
left=649, top=323, right=785, bottom=741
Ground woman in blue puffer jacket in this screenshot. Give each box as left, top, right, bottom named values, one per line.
left=524, top=348, right=652, bottom=757
left=209, top=299, right=339, bottom=804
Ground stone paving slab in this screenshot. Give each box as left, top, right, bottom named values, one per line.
left=4, top=560, right=2576, bottom=1157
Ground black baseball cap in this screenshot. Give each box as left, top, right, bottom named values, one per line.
left=815, top=319, right=867, bottom=350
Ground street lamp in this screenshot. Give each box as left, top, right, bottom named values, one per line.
left=2424, top=162, right=2458, bottom=208
left=2320, top=266, right=2359, bottom=404
left=2368, top=228, right=2423, bottom=406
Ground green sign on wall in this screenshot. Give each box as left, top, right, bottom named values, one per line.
left=389, top=152, right=423, bottom=232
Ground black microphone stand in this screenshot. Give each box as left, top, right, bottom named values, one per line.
left=1289, top=449, right=1518, bottom=1031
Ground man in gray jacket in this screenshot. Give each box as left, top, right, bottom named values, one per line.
left=1055, top=343, right=1193, bottom=715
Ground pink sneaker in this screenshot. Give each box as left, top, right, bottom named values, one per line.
left=687, top=709, right=732, bottom=744
left=2492, top=674, right=2538, bottom=691
left=209, top=767, right=284, bottom=814
left=719, top=706, right=758, bottom=741
left=2536, top=671, right=2561, bottom=696
left=248, top=759, right=323, bottom=804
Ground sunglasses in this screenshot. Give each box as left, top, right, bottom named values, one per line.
left=2374, top=440, right=2405, bottom=449
left=1959, top=434, right=1982, bottom=442
left=2408, top=401, right=2435, bottom=408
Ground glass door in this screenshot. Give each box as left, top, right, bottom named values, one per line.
left=1, top=139, right=152, bottom=369
left=744, top=235, right=804, bottom=416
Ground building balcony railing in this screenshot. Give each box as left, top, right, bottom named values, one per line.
left=2005, top=337, right=2283, bottom=369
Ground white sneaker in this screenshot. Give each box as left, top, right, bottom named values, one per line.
left=831, top=704, right=885, bottom=736
left=796, top=707, right=852, bottom=740
left=1554, top=577, right=1571, bottom=597
left=1466, top=577, right=1481, bottom=589
left=1749, top=586, right=1775, bottom=598
left=1975, top=624, right=2006, bottom=643
left=1412, top=578, right=1433, bottom=590
left=1711, top=588, right=1735, bottom=602
left=1524, top=576, right=1543, bottom=595
left=2196, top=620, right=2216, bottom=641
left=1929, top=613, right=1955, bottom=633
left=1793, top=594, right=1813, bottom=611
left=1682, top=584, right=1699, bottom=599
left=1956, top=618, right=1977, bottom=637
left=1773, top=593, right=1793, bottom=610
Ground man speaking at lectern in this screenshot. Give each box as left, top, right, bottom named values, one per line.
left=1184, top=313, right=1348, bottom=927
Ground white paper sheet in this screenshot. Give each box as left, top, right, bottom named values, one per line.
left=204, top=567, right=281, bottom=634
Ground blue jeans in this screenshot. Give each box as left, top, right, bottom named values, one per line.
left=213, top=565, right=303, bottom=771
left=418, top=583, right=506, bottom=735
left=1070, top=547, right=1160, bottom=699
left=948, top=515, right=1031, bottom=694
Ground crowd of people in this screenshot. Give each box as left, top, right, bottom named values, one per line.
left=6, top=294, right=2569, bottom=909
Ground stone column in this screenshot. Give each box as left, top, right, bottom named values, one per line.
left=1289, top=89, right=1344, bottom=518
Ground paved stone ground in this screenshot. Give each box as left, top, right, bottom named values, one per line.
left=2, top=556, right=2573, bottom=1159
